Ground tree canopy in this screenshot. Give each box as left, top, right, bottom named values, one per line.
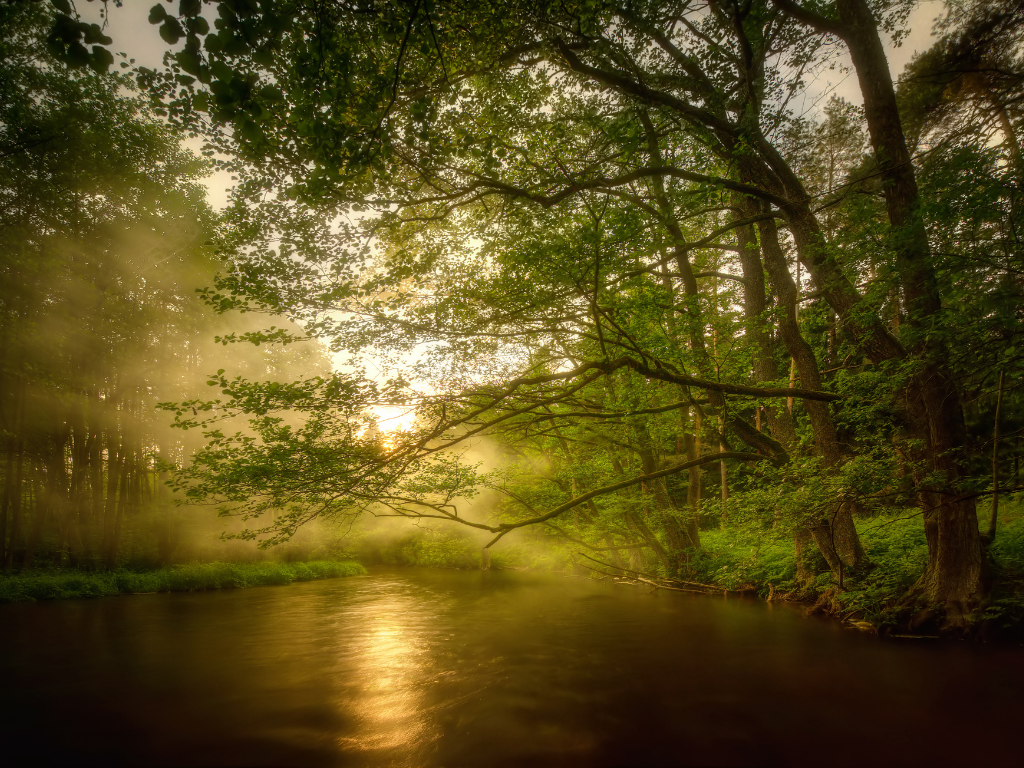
left=28, top=0, right=1024, bottom=631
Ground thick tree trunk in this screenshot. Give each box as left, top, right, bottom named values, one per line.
left=732, top=205, right=798, bottom=448
left=834, top=0, right=982, bottom=620
left=769, top=0, right=983, bottom=621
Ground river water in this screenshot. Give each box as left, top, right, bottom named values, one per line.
left=1, top=567, right=1023, bottom=767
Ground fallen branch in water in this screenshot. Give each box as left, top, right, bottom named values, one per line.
left=634, top=576, right=711, bottom=594
left=577, top=551, right=731, bottom=593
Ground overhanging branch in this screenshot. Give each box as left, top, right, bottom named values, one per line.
left=484, top=356, right=840, bottom=402
left=487, top=451, right=765, bottom=542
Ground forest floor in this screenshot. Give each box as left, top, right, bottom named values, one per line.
left=685, top=497, right=1024, bottom=640
left=0, top=559, right=366, bottom=603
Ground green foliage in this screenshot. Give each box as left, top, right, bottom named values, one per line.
left=23, top=0, right=1024, bottom=634
left=351, top=519, right=567, bottom=571
left=688, top=513, right=930, bottom=621
left=0, top=2, right=339, bottom=572
left=0, top=560, right=365, bottom=604
left=366, top=526, right=482, bottom=569
left=831, top=516, right=930, bottom=626
left=980, top=496, right=1024, bottom=633
left=689, top=527, right=798, bottom=593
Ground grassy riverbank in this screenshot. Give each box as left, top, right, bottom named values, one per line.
left=0, top=560, right=366, bottom=604
left=687, top=505, right=1024, bottom=638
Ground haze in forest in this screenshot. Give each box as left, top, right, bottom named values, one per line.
left=2, top=0, right=1024, bottom=645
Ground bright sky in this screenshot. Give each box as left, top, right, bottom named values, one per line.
left=86, top=1, right=235, bottom=209
left=795, top=0, right=946, bottom=113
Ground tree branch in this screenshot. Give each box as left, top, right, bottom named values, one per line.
left=490, top=451, right=765, bottom=536
left=768, top=0, right=848, bottom=39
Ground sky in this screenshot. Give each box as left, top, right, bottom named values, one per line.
left=794, top=0, right=947, bottom=113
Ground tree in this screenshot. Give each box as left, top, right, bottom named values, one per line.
left=0, top=1, right=333, bottom=569
left=138, top=0, right=856, bottom=563
left=46, top=0, right=1024, bottom=628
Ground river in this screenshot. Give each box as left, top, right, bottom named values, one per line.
left=1, top=567, right=1022, bottom=767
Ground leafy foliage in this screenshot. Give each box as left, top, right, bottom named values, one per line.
left=0, top=559, right=365, bottom=603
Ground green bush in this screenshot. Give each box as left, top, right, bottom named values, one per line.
left=0, top=560, right=366, bottom=604
left=686, top=513, right=929, bottom=618
left=832, top=514, right=929, bottom=625
left=688, top=526, right=797, bottom=593
left=981, top=511, right=1024, bottom=632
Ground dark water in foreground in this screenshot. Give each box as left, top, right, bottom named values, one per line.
left=2, top=568, right=1023, bottom=767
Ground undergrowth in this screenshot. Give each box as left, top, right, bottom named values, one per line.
left=0, top=560, right=366, bottom=604
left=688, top=526, right=798, bottom=592
left=685, top=501, right=1024, bottom=636
left=357, top=524, right=567, bottom=571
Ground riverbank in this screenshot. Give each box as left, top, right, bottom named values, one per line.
left=669, top=512, right=1024, bottom=640
left=350, top=505, right=1024, bottom=638
left=0, top=560, right=366, bottom=603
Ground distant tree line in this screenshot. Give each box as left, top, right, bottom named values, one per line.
left=0, top=3, right=330, bottom=569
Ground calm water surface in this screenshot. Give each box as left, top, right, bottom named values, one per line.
left=2, top=567, right=1023, bottom=767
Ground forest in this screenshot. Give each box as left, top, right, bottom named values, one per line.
left=3, top=0, right=1024, bottom=641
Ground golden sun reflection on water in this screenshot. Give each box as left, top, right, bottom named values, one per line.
left=334, top=593, right=441, bottom=757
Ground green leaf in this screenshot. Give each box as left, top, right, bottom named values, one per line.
left=90, top=45, right=115, bottom=73
left=148, top=4, right=168, bottom=24
left=67, top=40, right=90, bottom=67
left=177, top=49, right=202, bottom=76
left=211, top=59, right=234, bottom=83
left=160, top=18, right=184, bottom=45
left=240, top=118, right=264, bottom=142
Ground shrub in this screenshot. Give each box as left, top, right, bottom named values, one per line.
left=0, top=560, right=366, bottom=604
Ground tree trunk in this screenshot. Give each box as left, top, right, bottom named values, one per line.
left=4, top=438, right=24, bottom=570
left=107, top=453, right=131, bottom=570
left=0, top=449, right=12, bottom=566
left=834, top=0, right=982, bottom=621
left=22, top=472, right=45, bottom=569
left=754, top=205, right=865, bottom=572
left=102, top=437, right=123, bottom=569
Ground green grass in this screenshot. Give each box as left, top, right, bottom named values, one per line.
left=980, top=499, right=1024, bottom=634
left=0, top=560, right=366, bottom=604
left=690, top=513, right=936, bottom=624
left=687, top=499, right=1024, bottom=634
